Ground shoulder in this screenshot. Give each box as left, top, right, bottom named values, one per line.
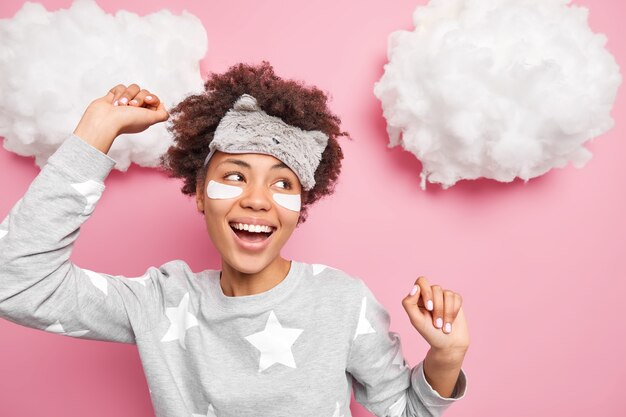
left=143, top=259, right=209, bottom=291
left=303, top=261, right=388, bottom=312
left=148, top=259, right=198, bottom=278
left=300, top=261, right=371, bottom=314
left=140, top=259, right=217, bottom=307
left=304, top=261, right=364, bottom=291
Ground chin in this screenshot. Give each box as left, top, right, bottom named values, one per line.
left=224, top=251, right=277, bottom=274
left=208, top=221, right=290, bottom=274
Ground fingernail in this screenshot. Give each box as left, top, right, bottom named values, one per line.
left=435, top=318, right=443, bottom=328
left=120, top=97, right=128, bottom=105
left=427, top=300, right=433, bottom=311
left=113, top=100, right=118, bottom=106
left=445, top=322, right=452, bottom=333
left=129, top=99, right=138, bottom=105
left=146, top=95, right=152, bottom=101
left=410, top=285, right=417, bottom=296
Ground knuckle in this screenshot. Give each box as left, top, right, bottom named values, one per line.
left=128, top=83, right=141, bottom=90
left=443, top=290, right=454, bottom=297
left=110, top=85, right=125, bottom=96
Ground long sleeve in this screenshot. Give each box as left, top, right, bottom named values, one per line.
left=346, top=279, right=467, bottom=417
left=0, top=133, right=165, bottom=344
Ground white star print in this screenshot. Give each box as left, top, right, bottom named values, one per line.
left=83, top=269, right=109, bottom=295
left=332, top=400, right=344, bottom=417
left=353, top=296, right=375, bottom=340
left=386, top=392, right=407, bottom=417
left=82, top=270, right=150, bottom=295
left=391, top=333, right=408, bottom=368
left=312, top=263, right=338, bottom=276
left=0, top=217, right=7, bottom=240
left=45, top=319, right=90, bottom=337
left=370, top=332, right=409, bottom=369
left=0, top=198, right=22, bottom=240
left=245, top=310, right=304, bottom=372
left=192, top=403, right=218, bottom=417
left=160, top=292, right=199, bottom=350
left=70, top=179, right=103, bottom=215
left=370, top=337, right=407, bottom=370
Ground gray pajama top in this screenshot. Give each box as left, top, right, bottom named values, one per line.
left=0, top=133, right=467, bottom=417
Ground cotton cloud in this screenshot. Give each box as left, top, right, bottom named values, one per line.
left=0, top=0, right=207, bottom=170
left=374, top=0, right=622, bottom=190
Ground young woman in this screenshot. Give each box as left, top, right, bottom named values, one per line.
left=0, top=62, right=469, bottom=417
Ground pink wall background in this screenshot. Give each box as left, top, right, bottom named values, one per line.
left=1, top=0, right=625, bottom=416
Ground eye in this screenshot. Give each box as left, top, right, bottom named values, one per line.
left=224, top=172, right=244, bottom=182
left=275, top=179, right=292, bottom=190
left=223, top=172, right=292, bottom=190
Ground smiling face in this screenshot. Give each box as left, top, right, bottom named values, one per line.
left=196, top=150, right=303, bottom=274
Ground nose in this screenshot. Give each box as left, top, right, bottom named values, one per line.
left=239, top=181, right=272, bottom=211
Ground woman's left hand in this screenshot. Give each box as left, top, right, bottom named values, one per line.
left=401, top=276, right=470, bottom=354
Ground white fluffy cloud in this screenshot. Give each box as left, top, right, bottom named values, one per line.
left=0, top=0, right=207, bottom=170
left=374, top=0, right=622, bottom=190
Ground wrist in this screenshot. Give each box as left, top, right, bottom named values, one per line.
left=73, top=124, right=117, bottom=154
left=426, top=347, right=467, bottom=369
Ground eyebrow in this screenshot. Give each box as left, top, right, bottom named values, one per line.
left=219, top=158, right=289, bottom=171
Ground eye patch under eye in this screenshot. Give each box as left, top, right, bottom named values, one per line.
left=207, top=180, right=243, bottom=199
left=273, top=193, right=300, bottom=212
left=207, top=180, right=300, bottom=211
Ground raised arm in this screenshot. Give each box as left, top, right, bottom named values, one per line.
left=346, top=279, right=467, bottom=417
left=0, top=85, right=170, bottom=344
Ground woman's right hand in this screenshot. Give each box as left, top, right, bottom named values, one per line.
left=73, top=84, right=170, bottom=154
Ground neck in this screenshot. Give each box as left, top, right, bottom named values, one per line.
left=219, top=256, right=292, bottom=297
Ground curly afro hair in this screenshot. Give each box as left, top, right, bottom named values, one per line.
left=158, top=61, right=350, bottom=226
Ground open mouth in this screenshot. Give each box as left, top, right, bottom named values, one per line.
left=229, top=223, right=275, bottom=243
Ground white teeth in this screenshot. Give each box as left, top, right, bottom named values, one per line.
left=230, top=223, right=274, bottom=233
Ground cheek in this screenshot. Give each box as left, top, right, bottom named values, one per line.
left=206, top=180, right=243, bottom=199
left=203, top=182, right=234, bottom=222
left=272, top=193, right=301, bottom=212
left=204, top=200, right=229, bottom=229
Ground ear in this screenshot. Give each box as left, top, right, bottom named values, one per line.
left=233, top=94, right=260, bottom=112
left=307, top=130, right=329, bottom=161
left=196, top=180, right=205, bottom=213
